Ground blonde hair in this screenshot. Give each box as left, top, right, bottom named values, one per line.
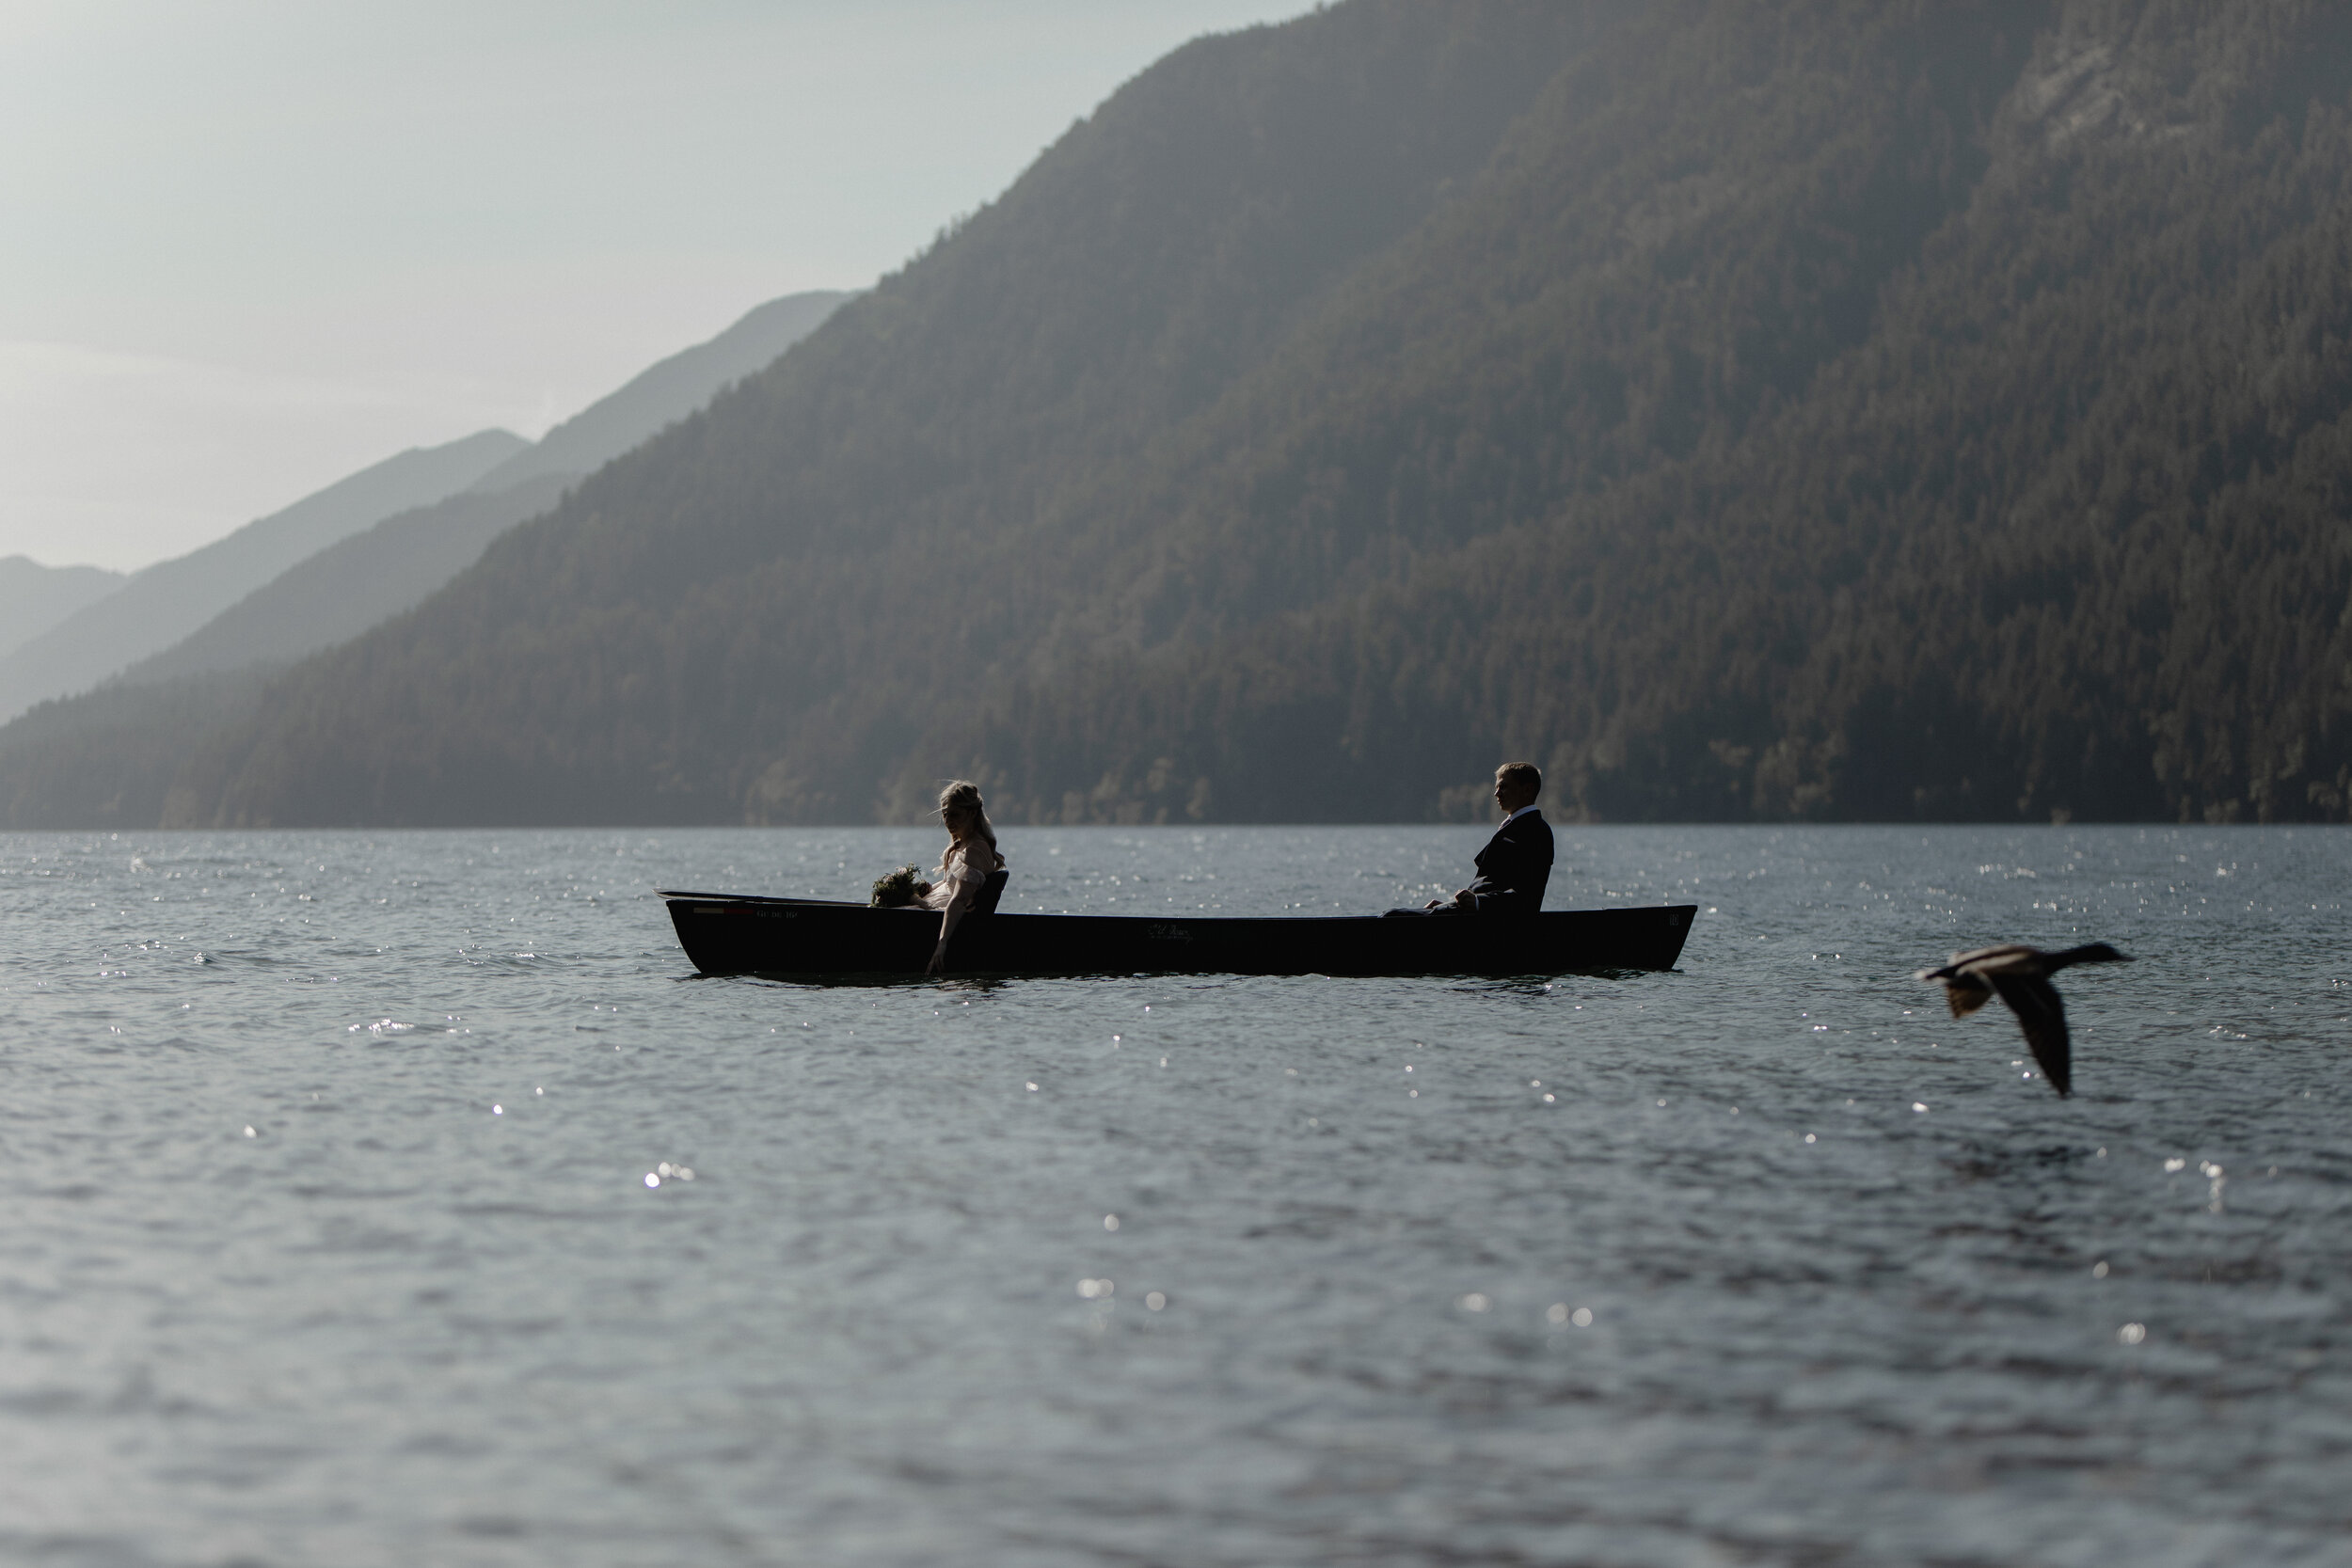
left=937, top=779, right=1000, bottom=863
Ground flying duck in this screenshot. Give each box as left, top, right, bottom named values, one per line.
left=1915, top=942, right=2133, bottom=1096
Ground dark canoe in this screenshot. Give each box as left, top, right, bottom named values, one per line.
left=657, top=890, right=1697, bottom=978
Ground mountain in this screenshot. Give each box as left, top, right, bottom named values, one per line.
left=16, top=0, right=2352, bottom=830
left=0, top=558, right=124, bottom=660
left=0, top=429, right=524, bottom=723
left=465, top=291, right=851, bottom=495
left=167, top=0, right=1601, bottom=827
left=105, top=476, right=573, bottom=688
left=0, top=290, right=850, bottom=826
left=105, top=291, right=850, bottom=688
left=0, top=671, right=264, bottom=830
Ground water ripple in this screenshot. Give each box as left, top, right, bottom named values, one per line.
left=0, top=824, right=2344, bottom=1563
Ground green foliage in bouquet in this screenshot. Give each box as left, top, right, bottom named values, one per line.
left=870, top=863, right=927, bottom=908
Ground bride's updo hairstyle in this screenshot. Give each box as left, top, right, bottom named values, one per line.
left=937, top=779, right=998, bottom=857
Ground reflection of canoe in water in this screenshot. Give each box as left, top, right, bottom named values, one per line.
left=657, top=885, right=1697, bottom=978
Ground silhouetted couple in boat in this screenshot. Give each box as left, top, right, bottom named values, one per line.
left=1388, top=760, right=1554, bottom=917
left=899, top=763, right=1547, bottom=970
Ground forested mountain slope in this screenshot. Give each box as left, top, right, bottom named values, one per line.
left=19, top=0, right=2352, bottom=828
left=981, top=0, right=2352, bottom=824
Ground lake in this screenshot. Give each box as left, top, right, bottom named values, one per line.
left=1, top=824, right=2344, bottom=1565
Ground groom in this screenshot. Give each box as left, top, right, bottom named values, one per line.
left=1412, top=761, right=1553, bottom=916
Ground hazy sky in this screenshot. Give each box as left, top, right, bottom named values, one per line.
left=0, top=0, right=1311, bottom=572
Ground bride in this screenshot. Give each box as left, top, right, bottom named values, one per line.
left=914, top=780, right=1006, bottom=974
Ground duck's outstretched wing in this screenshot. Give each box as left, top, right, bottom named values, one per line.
left=1939, top=974, right=1994, bottom=1019
left=1990, top=973, right=2071, bottom=1096
left=1919, top=946, right=2027, bottom=1019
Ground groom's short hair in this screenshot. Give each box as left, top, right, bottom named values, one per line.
left=1497, top=761, right=1541, bottom=797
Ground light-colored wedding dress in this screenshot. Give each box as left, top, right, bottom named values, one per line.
left=918, top=839, right=1005, bottom=911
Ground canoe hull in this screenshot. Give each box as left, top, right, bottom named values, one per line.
left=658, top=894, right=1696, bottom=978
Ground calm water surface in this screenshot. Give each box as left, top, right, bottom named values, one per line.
left=0, top=825, right=2345, bottom=1566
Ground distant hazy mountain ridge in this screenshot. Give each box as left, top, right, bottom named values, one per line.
left=0, top=290, right=850, bottom=826
left=0, top=558, right=124, bottom=661
left=466, top=291, right=850, bottom=496
left=107, top=476, right=573, bottom=688
left=104, top=291, right=850, bottom=689
left=0, top=431, right=526, bottom=723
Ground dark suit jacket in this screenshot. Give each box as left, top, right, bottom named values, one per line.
left=1466, top=809, right=1553, bottom=915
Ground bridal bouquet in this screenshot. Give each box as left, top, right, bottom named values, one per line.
left=870, top=864, right=929, bottom=908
